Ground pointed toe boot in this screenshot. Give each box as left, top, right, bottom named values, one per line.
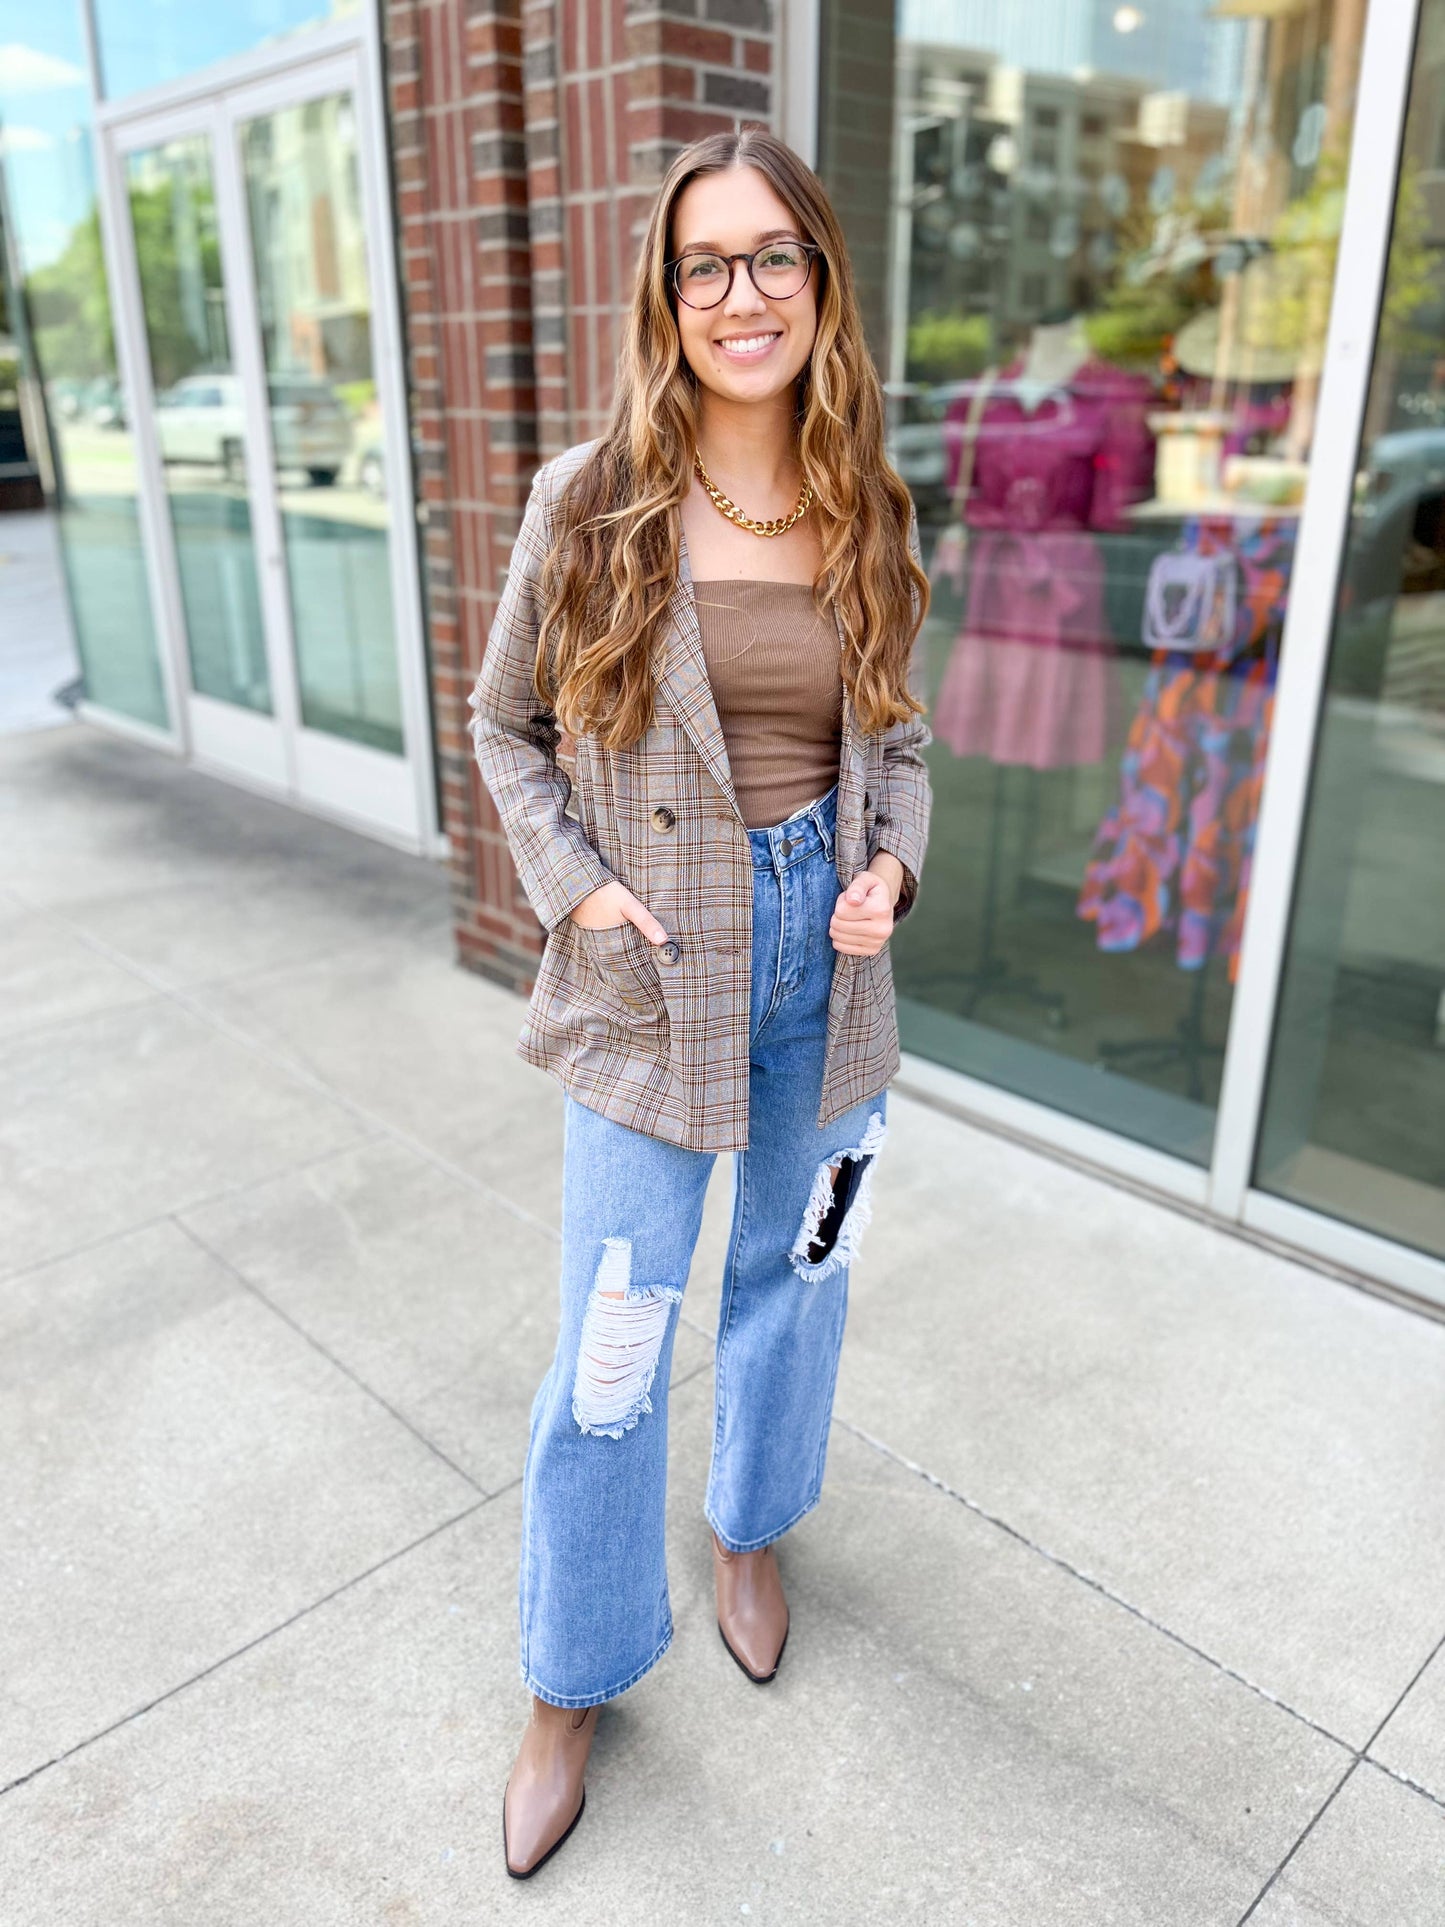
left=502, top=1696, right=599, bottom=1878
left=711, top=1525, right=790, bottom=1683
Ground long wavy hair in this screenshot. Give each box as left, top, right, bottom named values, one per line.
left=533, top=126, right=929, bottom=747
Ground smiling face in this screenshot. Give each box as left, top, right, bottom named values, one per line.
left=668, top=164, right=819, bottom=406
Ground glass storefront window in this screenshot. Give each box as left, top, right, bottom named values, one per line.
left=1256, top=0, right=1445, bottom=1263
left=819, top=0, right=1371, bottom=1166
left=93, top=0, right=357, bottom=103
left=0, top=22, right=166, bottom=729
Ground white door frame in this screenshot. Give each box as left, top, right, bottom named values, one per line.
left=87, top=21, right=436, bottom=852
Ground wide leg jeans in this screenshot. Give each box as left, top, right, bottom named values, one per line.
left=516, top=780, right=889, bottom=1708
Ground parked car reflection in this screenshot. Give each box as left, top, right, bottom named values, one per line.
left=154, top=371, right=352, bottom=485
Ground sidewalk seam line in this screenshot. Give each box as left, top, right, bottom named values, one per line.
left=0, top=1131, right=391, bottom=1289
left=1233, top=1759, right=1361, bottom=1925
left=22, top=897, right=564, bottom=1247
left=0, top=1496, right=498, bottom=1801
left=0, top=984, right=167, bottom=1050
left=1238, top=1633, right=1445, bottom=1925
left=172, top=1216, right=490, bottom=1497
left=833, top=1412, right=1355, bottom=1752
left=833, top=1414, right=1445, bottom=1870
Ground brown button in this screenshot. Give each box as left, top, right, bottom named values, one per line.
left=651, top=806, right=676, bottom=832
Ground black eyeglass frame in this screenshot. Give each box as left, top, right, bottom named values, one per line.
left=664, top=241, right=823, bottom=310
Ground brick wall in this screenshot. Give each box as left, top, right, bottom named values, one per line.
left=382, top=0, right=777, bottom=992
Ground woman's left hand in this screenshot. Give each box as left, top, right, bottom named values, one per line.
left=829, top=858, right=902, bottom=957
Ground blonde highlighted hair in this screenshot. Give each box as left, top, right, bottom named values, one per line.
left=533, top=125, right=928, bottom=746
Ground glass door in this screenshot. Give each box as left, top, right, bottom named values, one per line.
left=106, top=52, right=428, bottom=842
left=115, top=104, right=284, bottom=787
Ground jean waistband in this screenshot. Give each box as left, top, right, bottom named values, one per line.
left=747, top=781, right=838, bottom=873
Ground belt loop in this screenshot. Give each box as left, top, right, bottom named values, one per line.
left=809, top=788, right=836, bottom=865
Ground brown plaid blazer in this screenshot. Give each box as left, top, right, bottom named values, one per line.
left=468, top=439, right=933, bottom=1152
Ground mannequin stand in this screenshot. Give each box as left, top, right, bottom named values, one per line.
left=957, top=762, right=1067, bottom=1027
left=1096, top=959, right=1222, bottom=1103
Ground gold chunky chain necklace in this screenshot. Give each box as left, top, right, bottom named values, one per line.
left=693, top=450, right=814, bottom=537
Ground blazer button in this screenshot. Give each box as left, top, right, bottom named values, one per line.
left=659, top=938, right=681, bottom=964
left=651, top=806, right=676, bottom=832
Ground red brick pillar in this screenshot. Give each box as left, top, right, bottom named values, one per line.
left=382, top=0, right=776, bottom=993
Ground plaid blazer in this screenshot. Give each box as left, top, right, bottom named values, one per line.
left=468, top=439, right=933, bottom=1153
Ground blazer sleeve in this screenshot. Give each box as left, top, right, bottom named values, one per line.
left=467, top=463, right=617, bottom=932
left=868, top=497, right=934, bottom=923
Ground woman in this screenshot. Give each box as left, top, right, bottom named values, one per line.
left=468, top=125, right=932, bottom=1877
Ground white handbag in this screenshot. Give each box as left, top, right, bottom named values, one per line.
left=1141, top=549, right=1239, bottom=657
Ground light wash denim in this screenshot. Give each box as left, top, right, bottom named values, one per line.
left=517, top=779, right=889, bottom=1708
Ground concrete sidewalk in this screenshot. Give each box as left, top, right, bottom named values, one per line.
left=1, top=722, right=1441, bottom=1925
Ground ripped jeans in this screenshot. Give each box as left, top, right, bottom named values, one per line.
left=517, top=778, right=889, bottom=1708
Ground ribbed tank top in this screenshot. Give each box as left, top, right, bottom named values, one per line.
left=691, top=579, right=843, bottom=831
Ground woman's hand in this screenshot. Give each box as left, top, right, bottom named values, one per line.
left=829, top=855, right=903, bottom=957
left=568, top=879, right=669, bottom=943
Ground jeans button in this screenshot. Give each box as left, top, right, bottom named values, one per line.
left=651, top=806, right=676, bottom=832
left=659, top=938, right=681, bottom=963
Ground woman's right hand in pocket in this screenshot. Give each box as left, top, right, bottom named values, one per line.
left=568, top=879, right=669, bottom=943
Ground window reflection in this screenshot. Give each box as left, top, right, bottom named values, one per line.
left=0, top=26, right=165, bottom=728
left=820, top=0, right=1371, bottom=1164
left=241, top=91, right=403, bottom=756
left=128, top=136, right=271, bottom=715
left=1257, top=0, right=1445, bottom=1261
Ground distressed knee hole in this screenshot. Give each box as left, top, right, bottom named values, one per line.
left=807, top=1156, right=868, bottom=1261
left=790, top=1112, right=888, bottom=1283
left=571, top=1237, right=682, bottom=1439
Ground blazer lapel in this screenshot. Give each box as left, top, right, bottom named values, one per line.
left=663, top=518, right=742, bottom=820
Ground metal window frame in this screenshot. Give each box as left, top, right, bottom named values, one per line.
left=76, top=2, right=437, bottom=854
left=780, top=0, right=822, bottom=166
left=781, top=0, right=1444, bottom=1309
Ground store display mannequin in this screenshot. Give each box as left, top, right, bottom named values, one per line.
left=926, top=318, right=1155, bottom=1020
left=1010, top=310, right=1091, bottom=413
left=932, top=317, right=1155, bottom=769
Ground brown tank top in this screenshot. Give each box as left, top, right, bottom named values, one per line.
left=691, top=579, right=843, bottom=831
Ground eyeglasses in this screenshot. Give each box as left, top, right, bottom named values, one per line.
left=665, top=241, right=821, bottom=310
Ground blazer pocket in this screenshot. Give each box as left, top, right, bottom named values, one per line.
left=577, top=920, right=668, bottom=1022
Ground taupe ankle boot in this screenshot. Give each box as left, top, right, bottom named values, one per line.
left=502, top=1694, right=599, bottom=1877
left=711, top=1525, right=790, bottom=1682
